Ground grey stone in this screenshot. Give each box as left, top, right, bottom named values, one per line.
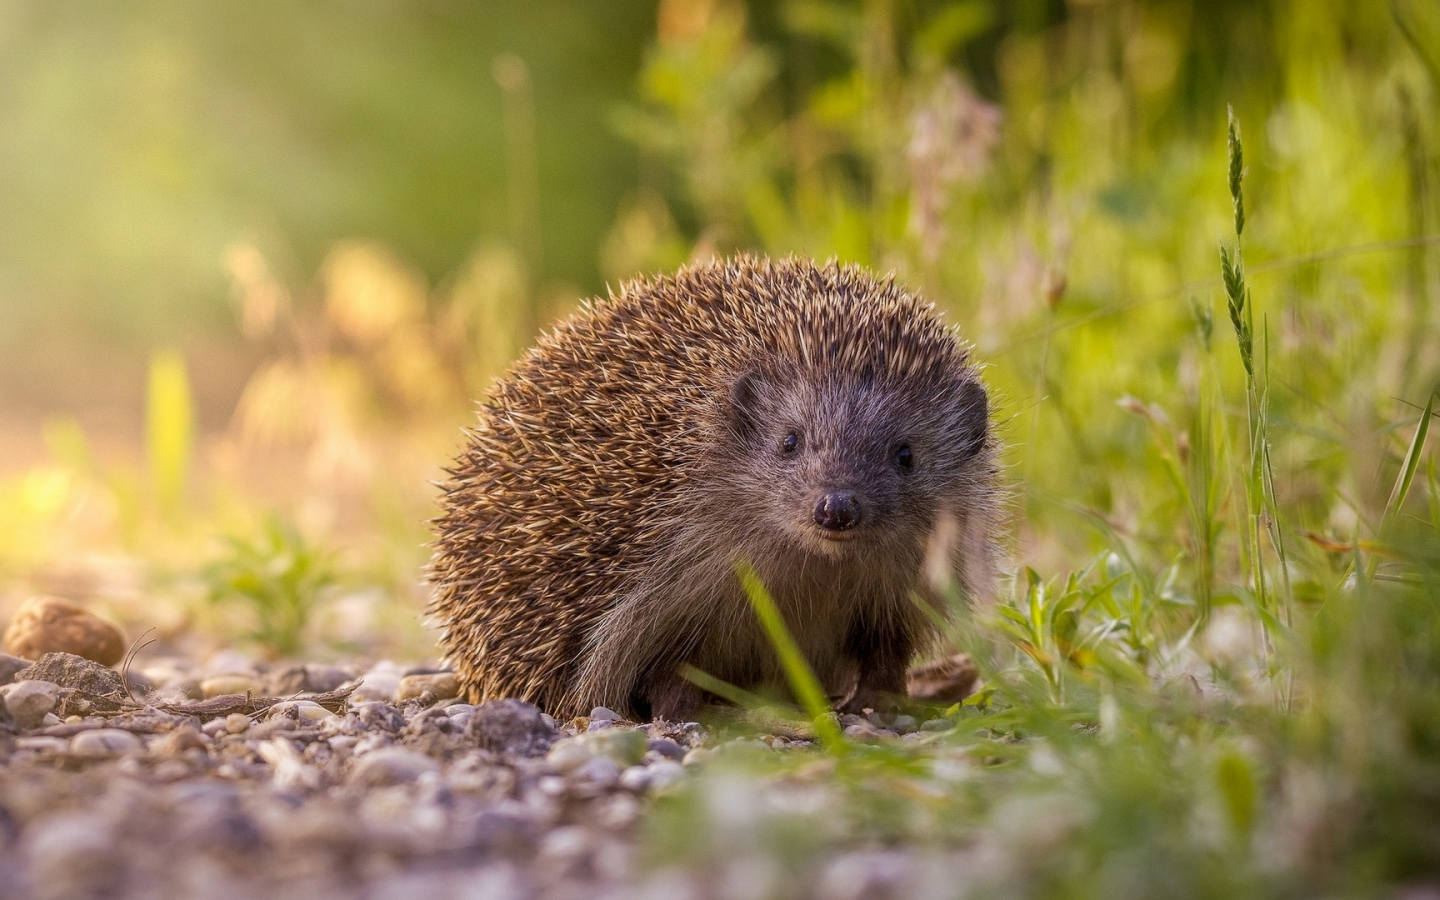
left=14, top=652, right=126, bottom=699
left=466, top=699, right=558, bottom=757
left=351, top=664, right=404, bottom=702
left=891, top=714, right=919, bottom=734
left=354, top=701, right=406, bottom=732
left=349, top=747, right=440, bottom=787
left=0, top=653, right=33, bottom=685
left=22, top=811, right=123, bottom=899
left=648, top=760, right=686, bottom=791
left=619, top=765, right=652, bottom=792
left=266, top=663, right=354, bottom=695
left=572, top=755, right=621, bottom=789
left=646, top=737, right=686, bottom=761
left=2, top=679, right=59, bottom=728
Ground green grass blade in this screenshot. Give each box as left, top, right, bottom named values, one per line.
left=1384, top=392, right=1435, bottom=524
left=678, top=664, right=775, bottom=711
left=736, top=560, right=846, bottom=751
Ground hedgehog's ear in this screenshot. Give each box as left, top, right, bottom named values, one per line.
left=727, top=370, right=766, bottom=440
left=946, top=379, right=989, bottom=458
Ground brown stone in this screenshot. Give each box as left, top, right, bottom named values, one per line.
left=906, top=653, right=980, bottom=705
left=396, top=671, right=458, bottom=702
left=2, top=596, right=125, bottom=666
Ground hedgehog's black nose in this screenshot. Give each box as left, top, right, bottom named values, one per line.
left=814, top=491, right=862, bottom=531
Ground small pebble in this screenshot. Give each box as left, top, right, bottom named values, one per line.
left=201, top=674, right=262, bottom=698
left=225, top=713, right=252, bottom=734
left=204, top=650, right=256, bottom=675
left=572, top=755, right=621, bottom=789
left=538, top=825, right=591, bottom=863
left=71, top=728, right=143, bottom=756
left=396, top=671, right=458, bottom=702
left=158, top=726, right=209, bottom=755
left=269, top=700, right=337, bottom=724
left=589, top=706, right=621, bottom=722
left=348, top=747, right=440, bottom=787
left=0, top=652, right=33, bottom=685
left=546, top=739, right=593, bottom=773
left=585, top=728, right=648, bottom=766
left=16, top=735, right=68, bottom=753
left=354, top=701, right=406, bottom=732
left=467, top=699, right=558, bottom=757
left=646, top=737, right=686, bottom=761
left=682, top=748, right=711, bottom=766
left=619, top=765, right=652, bottom=792
left=648, top=760, right=686, bottom=791
left=354, top=733, right=393, bottom=756
left=920, top=718, right=953, bottom=732
left=307, top=664, right=355, bottom=692
left=351, top=663, right=405, bottom=702
left=3, top=679, right=60, bottom=729
left=891, top=715, right=919, bottom=734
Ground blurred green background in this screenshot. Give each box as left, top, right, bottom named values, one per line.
left=0, top=0, right=1435, bottom=661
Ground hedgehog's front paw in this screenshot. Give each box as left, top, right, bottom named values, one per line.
left=838, top=687, right=905, bottom=716
left=642, top=674, right=705, bottom=723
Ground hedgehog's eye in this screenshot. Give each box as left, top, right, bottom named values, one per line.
left=780, top=431, right=800, bottom=457
left=894, top=444, right=913, bottom=470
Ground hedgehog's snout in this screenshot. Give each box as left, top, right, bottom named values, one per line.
left=814, top=491, right=863, bottom=533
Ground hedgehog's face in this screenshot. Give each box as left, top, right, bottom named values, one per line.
left=724, top=366, right=988, bottom=559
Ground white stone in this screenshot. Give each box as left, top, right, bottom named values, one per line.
left=70, top=728, right=142, bottom=756
left=268, top=700, right=337, bottom=723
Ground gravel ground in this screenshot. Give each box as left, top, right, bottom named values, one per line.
left=0, top=651, right=953, bottom=900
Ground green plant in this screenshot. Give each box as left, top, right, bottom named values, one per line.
left=203, top=516, right=338, bottom=657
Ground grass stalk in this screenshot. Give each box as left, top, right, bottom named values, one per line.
left=1221, top=107, right=1293, bottom=699
left=736, top=561, right=846, bottom=752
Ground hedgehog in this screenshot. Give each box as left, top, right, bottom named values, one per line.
left=429, top=256, right=997, bottom=722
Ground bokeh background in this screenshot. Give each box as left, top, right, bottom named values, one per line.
left=0, top=0, right=1435, bottom=661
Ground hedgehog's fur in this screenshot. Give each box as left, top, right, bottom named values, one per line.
left=429, top=256, right=997, bottom=721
